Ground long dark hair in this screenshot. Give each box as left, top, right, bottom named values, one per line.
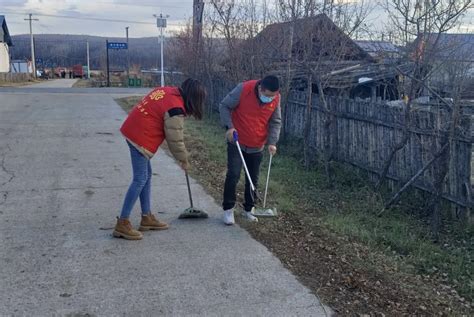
left=179, top=78, right=206, bottom=120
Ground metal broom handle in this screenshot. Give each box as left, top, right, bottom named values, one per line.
left=233, top=131, right=256, bottom=192
left=185, top=171, right=194, bottom=208
left=263, top=153, right=273, bottom=208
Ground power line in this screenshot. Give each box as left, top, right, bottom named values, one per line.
left=2, top=11, right=186, bottom=26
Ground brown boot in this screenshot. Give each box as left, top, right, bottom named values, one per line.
left=139, top=213, right=169, bottom=231
left=113, top=218, right=143, bottom=240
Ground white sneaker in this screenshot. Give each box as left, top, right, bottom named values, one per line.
left=223, top=209, right=235, bottom=225
left=242, top=208, right=258, bottom=222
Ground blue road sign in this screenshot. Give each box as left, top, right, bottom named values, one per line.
left=107, top=42, right=128, bottom=50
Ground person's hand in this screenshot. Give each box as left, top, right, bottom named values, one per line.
left=225, top=128, right=236, bottom=143
left=268, top=145, right=277, bottom=156
left=180, top=160, right=190, bottom=171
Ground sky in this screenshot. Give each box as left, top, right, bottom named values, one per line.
left=1, top=0, right=473, bottom=38
left=2, top=0, right=192, bottom=37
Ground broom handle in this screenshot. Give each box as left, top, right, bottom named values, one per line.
left=185, top=171, right=194, bottom=208
left=233, top=131, right=255, bottom=192
left=263, top=154, right=273, bottom=208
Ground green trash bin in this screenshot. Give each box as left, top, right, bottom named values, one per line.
left=128, top=78, right=135, bottom=87
left=136, top=78, right=142, bottom=87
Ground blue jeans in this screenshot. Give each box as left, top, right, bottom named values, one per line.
left=119, top=141, right=152, bottom=219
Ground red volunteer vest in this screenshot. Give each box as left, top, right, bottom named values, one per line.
left=232, top=80, right=280, bottom=148
left=120, top=87, right=186, bottom=154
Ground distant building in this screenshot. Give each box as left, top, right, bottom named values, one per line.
left=10, top=60, right=32, bottom=73
left=355, top=40, right=401, bottom=62
left=248, top=14, right=407, bottom=100
left=0, top=15, right=13, bottom=72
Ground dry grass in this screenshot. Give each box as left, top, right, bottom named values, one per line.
left=0, top=79, right=41, bottom=87
left=72, top=79, right=94, bottom=88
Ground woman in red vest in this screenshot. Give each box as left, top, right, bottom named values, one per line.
left=219, top=75, right=281, bottom=225
left=114, top=78, right=206, bottom=240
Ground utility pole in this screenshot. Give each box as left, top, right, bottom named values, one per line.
left=192, top=0, right=204, bottom=44
left=160, top=17, right=164, bottom=87
left=154, top=14, right=168, bottom=87
left=106, top=40, right=110, bottom=87
left=86, top=40, right=90, bottom=79
left=126, top=26, right=129, bottom=86
left=192, top=0, right=204, bottom=75
left=25, top=14, right=39, bottom=78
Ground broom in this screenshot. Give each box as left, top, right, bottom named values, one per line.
left=178, top=171, right=209, bottom=219
left=253, top=153, right=277, bottom=217
left=233, top=131, right=277, bottom=217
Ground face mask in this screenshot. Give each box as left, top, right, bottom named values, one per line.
left=259, top=93, right=275, bottom=103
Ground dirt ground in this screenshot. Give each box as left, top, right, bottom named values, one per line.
left=183, top=126, right=473, bottom=316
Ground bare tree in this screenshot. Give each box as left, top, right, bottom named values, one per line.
left=273, top=1, right=372, bottom=183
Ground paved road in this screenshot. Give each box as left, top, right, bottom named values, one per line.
left=0, top=88, right=329, bottom=316
left=0, top=86, right=151, bottom=95
left=20, top=78, right=79, bottom=88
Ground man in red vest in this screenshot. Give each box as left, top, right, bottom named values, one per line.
left=219, top=75, right=281, bottom=225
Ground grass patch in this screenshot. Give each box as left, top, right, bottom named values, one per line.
left=183, top=116, right=473, bottom=308
left=72, top=79, right=94, bottom=88
left=115, top=96, right=143, bottom=112
left=115, top=96, right=473, bottom=314
left=0, top=79, right=41, bottom=87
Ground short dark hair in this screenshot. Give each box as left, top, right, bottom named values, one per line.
left=260, top=75, right=280, bottom=92
left=180, top=78, right=207, bottom=120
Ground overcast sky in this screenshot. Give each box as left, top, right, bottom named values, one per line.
left=2, top=0, right=473, bottom=38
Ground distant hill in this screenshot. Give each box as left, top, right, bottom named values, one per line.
left=10, top=34, right=180, bottom=71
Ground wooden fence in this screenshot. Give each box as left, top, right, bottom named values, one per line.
left=0, top=73, right=31, bottom=82
left=207, top=77, right=236, bottom=113
left=286, top=91, right=473, bottom=212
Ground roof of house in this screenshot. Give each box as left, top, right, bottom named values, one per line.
left=272, top=60, right=413, bottom=89
left=250, top=14, right=373, bottom=63
left=422, top=33, right=474, bottom=62
left=355, top=40, right=400, bottom=54
left=0, top=16, right=13, bottom=46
